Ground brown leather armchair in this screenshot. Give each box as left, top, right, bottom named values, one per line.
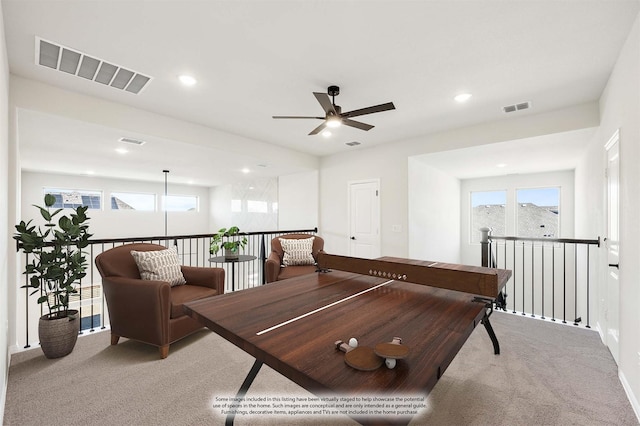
left=265, top=234, right=324, bottom=283
left=95, top=243, right=224, bottom=359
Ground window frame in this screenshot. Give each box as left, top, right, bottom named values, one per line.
left=515, top=186, right=561, bottom=239
left=469, top=189, right=507, bottom=244
left=110, top=191, right=157, bottom=211
left=43, top=187, right=103, bottom=210
left=162, top=194, right=199, bottom=212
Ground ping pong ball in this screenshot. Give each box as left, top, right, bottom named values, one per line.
left=348, top=338, right=358, bottom=348
left=385, top=358, right=396, bottom=369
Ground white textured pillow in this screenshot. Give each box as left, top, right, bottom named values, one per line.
left=280, top=237, right=316, bottom=266
left=131, top=247, right=186, bottom=287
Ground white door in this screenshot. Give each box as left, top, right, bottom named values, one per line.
left=605, top=130, right=620, bottom=364
left=348, top=180, right=380, bottom=258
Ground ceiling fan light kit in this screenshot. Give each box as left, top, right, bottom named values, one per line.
left=273, top=85, right=395, bottom=136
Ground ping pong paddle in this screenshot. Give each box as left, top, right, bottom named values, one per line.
left=374, top=337, right=409, bottom=369
left=335, top=340, right=383, bottom=371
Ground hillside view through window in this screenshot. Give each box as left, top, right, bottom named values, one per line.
left=471, top=187, right=560, bottom=242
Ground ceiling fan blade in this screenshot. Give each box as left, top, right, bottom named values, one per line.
left=273, top=116, right=324, bottom=119
left=342, top=118, right=374, bottom=131
left=342, top=102, right=395, bottom=118
left=309, top=121, right=328, bottom=135
left=313, top=92, right=337, bottom=115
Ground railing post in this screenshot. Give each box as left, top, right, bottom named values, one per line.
left=480, top=227, right=491, bottom=267
left=260, top=234, right=266, bottom=285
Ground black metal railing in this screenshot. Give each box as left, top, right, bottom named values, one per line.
left=16, top=227, right=318, bottom=350
left=480, top=228, right=600, bottom=328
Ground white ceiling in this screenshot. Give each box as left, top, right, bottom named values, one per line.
left=3, top=1, right=639, bottom=185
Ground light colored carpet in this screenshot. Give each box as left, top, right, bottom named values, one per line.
left=4, top=311, right=637, bottom=426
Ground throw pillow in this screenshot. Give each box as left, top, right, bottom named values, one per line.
left=131, top=246, right=186, bottom=287
left=280, top=237, right=316, bottom=266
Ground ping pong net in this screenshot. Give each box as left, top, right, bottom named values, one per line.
left=317, top=253, right=507, bottom=299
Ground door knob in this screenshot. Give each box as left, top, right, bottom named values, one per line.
left=350, top=236, right=356, bottom=240
left=608, top=263, right=619, bottom=268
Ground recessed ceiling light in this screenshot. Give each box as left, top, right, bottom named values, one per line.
left=85, top=170, right=94, bottom=175
left=178, top=75, right=197, bottom=86
left=115, top=148, right=128, bottom=154
left=322, top=130, right=332, bottom=137
left=496, top=163, right=507, bottom=168
left=241, top=168, right=250, bottom=174
left=454, top=93, right=472, bottom=103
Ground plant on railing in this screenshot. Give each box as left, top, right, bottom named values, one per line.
left=13, top=194, right=92, bottom=358
left=209, top=226, right=247, bottom=259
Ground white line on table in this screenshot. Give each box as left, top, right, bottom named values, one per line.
left=256, top=279, right=395, bottom=336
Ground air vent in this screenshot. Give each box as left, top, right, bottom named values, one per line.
left=502, top=101, right=532, bottom=114
left=119, top=137, right=146, bottom=146
left=36, top=37, right=152, bottom=94
left=345, top=141, right=361, bottom=146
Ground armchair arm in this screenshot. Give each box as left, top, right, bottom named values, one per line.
left=313, top=249, right=326, bottom=263
left=265, top=252, right=282, bottom=283
left=101, top=276, right=171, bottom=346
left=181, top=266, right=225, bottom=295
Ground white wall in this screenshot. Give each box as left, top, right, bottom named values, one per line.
left=459, top=170, right=575, bottom=266
left=10, top=76, right=318, bottom=176
left=320, top=102, right=599, bottom=258
left=278, top=171, right=318, bottom=231
left=0, top=3, right=9, bottom=421
left=579, top=12, right=640, bottom=417
left=21, top=172, right=210, bottom=239
left=408, top=158, right=460, bottom=263
left=209, top=185, right=232, bottom=232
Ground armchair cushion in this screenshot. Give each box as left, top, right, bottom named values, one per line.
left=169, top=285, right=219, bottom=319
left=131, top=247, right=186, bottom=287
left=280, top=236, right=316, bottom=266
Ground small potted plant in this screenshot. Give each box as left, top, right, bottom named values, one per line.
left=209, top=226, right=248, bottom=260
left=14, top=194, right=92, bottom=358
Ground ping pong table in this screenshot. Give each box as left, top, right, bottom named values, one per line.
left=184, top=253, right=511, bottom=425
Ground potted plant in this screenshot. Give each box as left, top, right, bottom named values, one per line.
left=209, top=226, right=248, bottom=260
left=14, top=194, right=92, bottom=358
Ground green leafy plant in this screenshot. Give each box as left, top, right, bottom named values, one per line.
left=209, top=226, right=248, bottom=256
left=14, top=194, right=92, bottom=319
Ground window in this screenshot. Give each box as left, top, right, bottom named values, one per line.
left=111, top=192, right=156, bottom=211
left=162, top=195, right=198, bottom=212
left=516, top=187, right=559, bottom=238
left=470, top=190, right=506, bottom=243
left=44, top=188, right=102, bottom=210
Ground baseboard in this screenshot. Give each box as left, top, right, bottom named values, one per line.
left=0, top=377, right=6, bottom=426
left=619, top=369, right=640, bottom=423
left=595, top=321, right=606, bottom=343
left=0, top=348, right=12, bottom=426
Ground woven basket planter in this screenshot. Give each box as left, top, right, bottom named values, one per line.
left=38, top=310, right=80, bottom=359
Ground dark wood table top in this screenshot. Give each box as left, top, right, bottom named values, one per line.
left=184, top=256, right=511, bottom=399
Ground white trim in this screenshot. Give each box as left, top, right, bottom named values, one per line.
left=619, top=369, right=640, bottom=423
left=604, top=128, right=620, bottom=150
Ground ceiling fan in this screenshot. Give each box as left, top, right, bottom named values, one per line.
left=273, top=85, right=395, bottom=135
